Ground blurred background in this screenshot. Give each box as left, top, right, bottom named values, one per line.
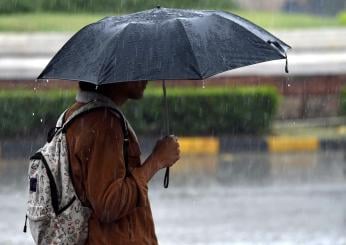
left=1, top=0, right=346, bottom=244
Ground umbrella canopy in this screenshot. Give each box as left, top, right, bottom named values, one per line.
left=37, top=7, right=290, bottom=188
left=38, top=7, right=290, bottom=84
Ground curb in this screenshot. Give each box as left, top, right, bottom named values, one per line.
left=1, top=136, right=346, bottom=159
left=180, top=136, right=346, bottom=154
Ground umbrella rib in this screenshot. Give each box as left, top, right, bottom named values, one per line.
left=175, top=19, right=203, bottom=79
left=214, top=13, right=291, bottom=52
left=97, top=23, right=133, bottom=84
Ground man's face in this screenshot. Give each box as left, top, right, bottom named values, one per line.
left=102, top=80, right=148, bottom=102
left=124, top=80, right=148, bottom=99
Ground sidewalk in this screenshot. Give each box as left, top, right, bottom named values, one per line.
left=1, top=133, right=346, bottom=159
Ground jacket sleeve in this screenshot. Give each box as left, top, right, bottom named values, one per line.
left=74, top=110, right=148, bottom=223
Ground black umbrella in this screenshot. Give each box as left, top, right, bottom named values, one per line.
left=38, top=7, right=290, bottom=188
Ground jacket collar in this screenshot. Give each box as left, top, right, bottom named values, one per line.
left=76, top=90, right=117, bottom=106
left=76, top=90, right=138, bottom=142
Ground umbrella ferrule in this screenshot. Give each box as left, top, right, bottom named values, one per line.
left=267, top=40, right=289, bottom=73
left=267, top=40, right=286, bottom=57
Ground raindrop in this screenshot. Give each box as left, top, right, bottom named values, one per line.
left=46, top=79, right=49, bottom=83
left=288, top=83, right=291, bottom=87
left=40, top=118, right=43, bottom=123
left=33, top=87, right=37, bottom=91
left=96, top=85, right=99, bottom=90
left=32, top=112, right=35, bottom=116
left=202, top=80, right=206, bottom=89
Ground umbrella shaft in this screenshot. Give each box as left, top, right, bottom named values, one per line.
left=162, top=80, right=170, bottom=188
left=162, top=80, right=169, bottom=135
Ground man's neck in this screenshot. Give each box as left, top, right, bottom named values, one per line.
left=107, top=95, right=128, bottom=107
left=76, top=90, right=127, bottom=107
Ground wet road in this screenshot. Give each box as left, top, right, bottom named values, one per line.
left=1, top=151, right=346, bottom=244
left=151, top=184, right=346, bottom=245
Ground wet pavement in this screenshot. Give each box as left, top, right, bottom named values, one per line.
left=1, top=151, right=346, bottom=244
left=151, top=184, right=346, bottom=245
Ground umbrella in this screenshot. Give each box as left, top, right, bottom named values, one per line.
left=37, top=6, right=290, bottom=188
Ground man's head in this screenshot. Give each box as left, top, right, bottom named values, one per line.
left=79, top=80, right=148, bottom=103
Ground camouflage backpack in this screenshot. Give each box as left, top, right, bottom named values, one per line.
left=24, top=100, right=130, bottom=244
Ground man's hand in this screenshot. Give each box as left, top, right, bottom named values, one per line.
left=139, top=135, right=180, bottom=183
left=151, top=135, right=180, bottom=170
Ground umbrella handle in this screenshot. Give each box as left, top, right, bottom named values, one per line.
left=162, top=80, right=170, bottom=188
left=164, top=167, right=170, bottom=188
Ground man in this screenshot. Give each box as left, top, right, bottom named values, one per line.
left=64, top=80, right=180, bottom=244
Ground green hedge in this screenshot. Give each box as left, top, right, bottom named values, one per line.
left=0, top=90, right=74, bottom=138
left=0, top=0, right=236, bottom=14
left=0, top=86, right=279, bottom=138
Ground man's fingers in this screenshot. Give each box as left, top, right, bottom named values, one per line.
left=168, top=135, right=178, bottom=142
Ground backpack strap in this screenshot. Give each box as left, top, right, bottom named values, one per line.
left=57, top=100, right=130, bottom=177
left=56, top=109, right=69, bottom=128
left=46, top=109, right=69, bottom=143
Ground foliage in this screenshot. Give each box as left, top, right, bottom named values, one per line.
left=0, top=0, right=36, bottom=14
left=0, top=90, right=74, bottom=138
left=0, top=0, right=236, bottom=14
left=0, top=86, right=279, bottom=138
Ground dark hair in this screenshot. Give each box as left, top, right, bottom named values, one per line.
left=78, top=81, right=99, bottom=92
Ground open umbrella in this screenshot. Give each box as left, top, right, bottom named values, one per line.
left=37, top=6, right=290, bottom=188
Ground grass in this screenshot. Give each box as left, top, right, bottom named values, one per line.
left=0, top=10, right=344, bottom=32
left=234, top=10, right=342, bottom=29
left=339, top=11, right=346, bottom=25
left=0, top=13, right=104, bottom=32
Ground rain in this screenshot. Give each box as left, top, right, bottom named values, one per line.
left=1, top=0, right=346, bottom=244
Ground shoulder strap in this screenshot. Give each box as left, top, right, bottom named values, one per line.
left=61, top=101, right=125, bottom=132
left=57, top=100, right=130, bottom=177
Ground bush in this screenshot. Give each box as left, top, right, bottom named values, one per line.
left=0, top=86, right=279, bottom=138
left=0, top=0, right=37, bottom=14
left=0, top=90, right=74, bottom=138
left=0, top=0, right=236, bottom=14
left=124, top=86, right=279, bottom=136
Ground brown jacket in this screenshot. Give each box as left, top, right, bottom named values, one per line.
left=65, top=101, right=158, bottom=245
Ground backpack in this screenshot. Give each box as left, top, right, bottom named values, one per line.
left=24, top=100, right=130, bottom=245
